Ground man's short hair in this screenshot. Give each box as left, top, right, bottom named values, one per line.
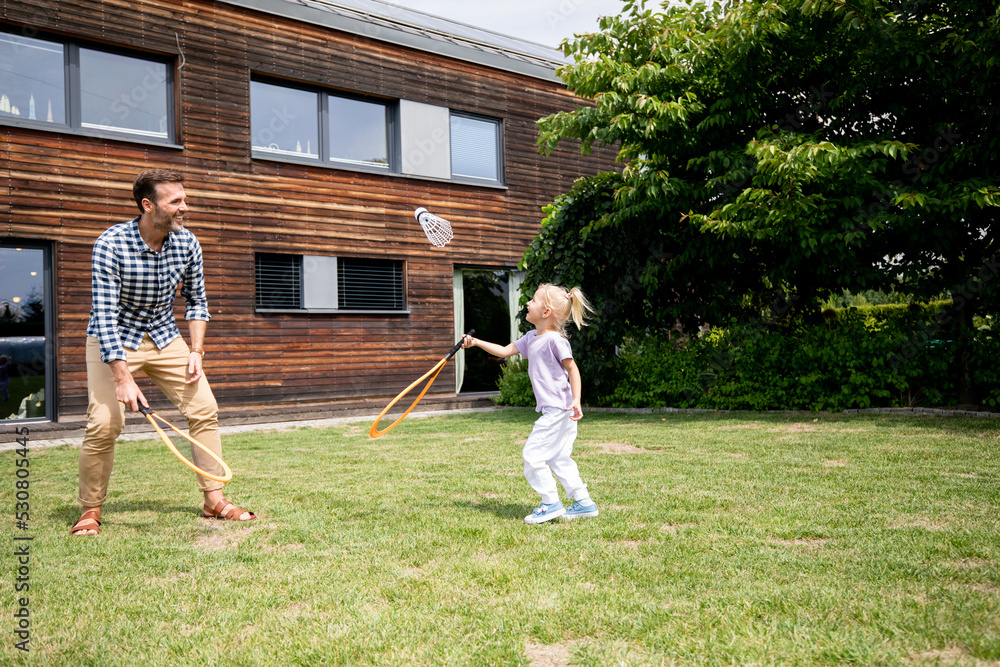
left=133, top=169, right=184, bottom=212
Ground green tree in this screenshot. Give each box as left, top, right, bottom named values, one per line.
left=533, top=0, right=1000, bottom=404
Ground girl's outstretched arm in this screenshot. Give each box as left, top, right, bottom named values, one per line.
left=462, top=335, right=519, bottom=359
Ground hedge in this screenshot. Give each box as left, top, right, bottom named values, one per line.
left=495, top=303, right=1000, bottom=412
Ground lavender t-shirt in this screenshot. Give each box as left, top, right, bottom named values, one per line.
left=514, top=330, right=574, bottom=412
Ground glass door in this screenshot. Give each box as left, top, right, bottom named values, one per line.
left=0, top=244, right=51, bottom=420
left=454, top=268, right=523, bottom=393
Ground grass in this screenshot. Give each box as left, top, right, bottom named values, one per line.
left=3, top=409, right=999, bottom=665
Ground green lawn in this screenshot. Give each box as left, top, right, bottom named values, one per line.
left=3, top=410, right=999, bottom=665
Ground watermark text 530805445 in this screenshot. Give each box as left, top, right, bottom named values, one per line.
left=12, top=426, right=32, bottom=653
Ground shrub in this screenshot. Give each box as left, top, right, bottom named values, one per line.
left=606, top=305, right=993, bottom=411
left=492, top=304, right=998, bottom=411
left=494, top=357, right=535, bottom=407
left=611, top=334, right=710, bottom=408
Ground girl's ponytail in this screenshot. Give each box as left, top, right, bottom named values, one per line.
left=566, top=286, right=593, bottom=330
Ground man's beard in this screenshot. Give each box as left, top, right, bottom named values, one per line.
left=152, top=209, right=183, bottom=234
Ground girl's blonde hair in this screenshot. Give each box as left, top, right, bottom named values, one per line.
left=536, top=283, right=594, bottom=336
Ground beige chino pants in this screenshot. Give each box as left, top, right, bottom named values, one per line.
left=78, top=335, right=225, bottom=507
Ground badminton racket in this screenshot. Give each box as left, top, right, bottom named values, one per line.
left=415, top=207, right=454, bottom=247
left=139, top=405, right=233, bottom=482
left=369, top=330, right=474, bottom=439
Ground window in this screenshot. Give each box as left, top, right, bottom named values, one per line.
left=450, top=113, right=502, bottom=184
left=255, top=254, right=405, bottom=313
left=251, top=78, right=392, bottom=170
left=1, top=243, right=53, bottom=421
left=250, top=81, right=319, bottom=160
left=0, top=33, right=65, bottom=125
left=329, top=96, right=390, bottom=169
left=250, top=82, right=505, bottom=185
left=338, top=258, right=404, bottom=310
left=0, top=30, right=174, bottom=143
left=255, top=253, right=302, bottom=309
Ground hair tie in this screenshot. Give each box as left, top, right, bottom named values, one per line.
left=565, top=291, right=573, bottom=301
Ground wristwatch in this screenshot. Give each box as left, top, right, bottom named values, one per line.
left=191, top=346, right=205, bottom=356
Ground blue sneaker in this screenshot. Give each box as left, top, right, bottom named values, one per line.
left=524, top=501, right=565, bottom=524
left=563, top=500, right=599, bottom=519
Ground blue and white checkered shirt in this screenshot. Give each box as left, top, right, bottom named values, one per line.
left=86, top=217, right=211, bottom=363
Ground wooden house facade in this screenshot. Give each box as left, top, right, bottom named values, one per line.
left=0, top=0, right=612, bottom=422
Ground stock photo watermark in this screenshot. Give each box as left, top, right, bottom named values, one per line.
left=888, top=254, right=1000, bottom=372
left=11, top=425, right=33, bottom=653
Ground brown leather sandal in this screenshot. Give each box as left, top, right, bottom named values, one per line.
left=70, top=508, right=102, bottom=536
left=203, top=498, right=256, bottom=522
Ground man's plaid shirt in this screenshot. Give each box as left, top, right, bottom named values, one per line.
left=86, top=217, right=211, bottom=363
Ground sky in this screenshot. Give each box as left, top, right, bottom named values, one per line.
left=384, top=0, right=629, bottom=48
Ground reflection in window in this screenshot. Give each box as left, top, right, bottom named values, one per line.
left=460, top=269, right=512, bottom=392
left=80, top=49, right=169, bottom=139
left=0, top=30, right=175, bottom=143
left=0, top=245, right=49, bottom=420
left=250, top=81, right=319, bottom=159
left=451, top=114, right=501, bottom=183
left=329, top=96, right=389, bottom=169
left=0, top=33, right=66, bottom=124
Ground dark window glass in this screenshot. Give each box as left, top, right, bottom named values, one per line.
left=255, top=254, right=302, bottom=309
left=338, top=258, right=404, bottom=310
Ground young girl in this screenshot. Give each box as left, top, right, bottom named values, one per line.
left=463, top=283, right=598, bottom=524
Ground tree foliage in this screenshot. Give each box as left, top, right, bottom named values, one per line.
left=529, top=0, right=1000, bottom=402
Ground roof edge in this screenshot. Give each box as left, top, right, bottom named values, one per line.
left=215, top=0, right=566, bottom=82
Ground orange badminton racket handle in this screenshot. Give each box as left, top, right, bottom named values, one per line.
left=140, top=406, right=233, bottom=482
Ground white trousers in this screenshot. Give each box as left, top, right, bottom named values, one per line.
left=523, top=407, right=589, bottom=505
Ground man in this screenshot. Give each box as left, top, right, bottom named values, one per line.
left=71, top=169, right=254, bottom=536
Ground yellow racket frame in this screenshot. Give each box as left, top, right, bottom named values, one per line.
left=369, top=330, right=473, bottom=439
left=140, top=406, right=233, bottom=482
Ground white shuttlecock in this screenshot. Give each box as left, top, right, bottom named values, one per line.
left=414, top=207, right=454, bottom=247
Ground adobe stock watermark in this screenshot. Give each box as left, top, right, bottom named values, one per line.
left=403, top=127, right=448, bottom=174
left=876, top=0, right=933, bottom=39
left=887, top=254, right=1000, bottom=372
left=108, top=63, right=169, bottom=126
left=11, top=426, right=33, bottom=653
left=681, top=289, right=801, bottom=402
left=711, top=84, right=836, bottom=202
left=841, top=126, right=960, bottom=242
left=591, top=239, right=674, bottom=325
left=6, top=17, right=180, bottom=142
left=252, top=105, right=300, bottom=152
left=545, top=0, right=598, bottom=31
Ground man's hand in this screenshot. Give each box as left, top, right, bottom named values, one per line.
left=187, top=320, right=207, bottom=385
left=186, top=351, right=203, bottom=384
left=109, top=360, right=147, bottom=412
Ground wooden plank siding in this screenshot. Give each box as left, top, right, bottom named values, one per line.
left=0, top=0, right=615, bottom=417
